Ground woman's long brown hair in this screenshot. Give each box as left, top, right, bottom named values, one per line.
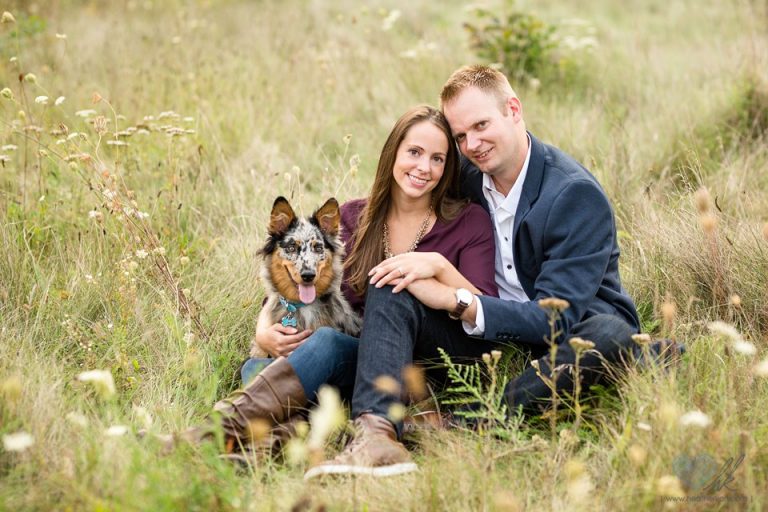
left=344, top=105, right=467, bottom=296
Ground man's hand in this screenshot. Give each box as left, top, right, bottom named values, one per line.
left=369, top=252, right=447, bottom=292
left=254, top=323, right=312, bottom=357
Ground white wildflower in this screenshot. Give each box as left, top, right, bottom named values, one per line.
left=3, top=432, right=33, bottom=452
left=636, top=421, right=652, bottom=432
left=307, top=386, right=345, bottom=450
left=382, top=9, right=401, bottom=31
left=76, top=369, right=116, bottom=398
left=55, top=33, right=67, bottom=39
left=153, top=247, right=165, bottom=256
left=136, top=211, right=149, bottom=220
left=54, top=96, right=65, bottom=106
left=75, top=109, right=97, bottom=118
left=1, top=144, right=17, bottom=151
left=35, top=96, right=49, bottom=105
left=106, top=140, right=128, bottom=146
left=132, top=405, right=153, bottom=429
left=0, top=155, right=10, bottom=163
left=679, top=410, right=712, bottom=428
left=105, top=425, right=129, bottom=437
left=66, top=411, right=89, bottom=427
left=135, top=249, right=148, bottom=259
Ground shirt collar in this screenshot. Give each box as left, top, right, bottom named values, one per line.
left=482, top=133, right=532, bottom=214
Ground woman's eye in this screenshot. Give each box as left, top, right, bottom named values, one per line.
left=433, top=156, right=444, bottom=163
left=408, top=148, right=419, bottom=156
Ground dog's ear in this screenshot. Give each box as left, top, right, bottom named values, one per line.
left=269, top=196, right=296, bottom=235
left=312, top=197, right=340, bottom=236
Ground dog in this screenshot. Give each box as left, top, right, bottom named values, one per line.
left=250, top=196, right=362, bottom=358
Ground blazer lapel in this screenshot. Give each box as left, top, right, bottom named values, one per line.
left=513, top=133, right=545, bottom=237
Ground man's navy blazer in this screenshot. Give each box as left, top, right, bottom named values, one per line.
left=460, top=133, right=640, bottom=346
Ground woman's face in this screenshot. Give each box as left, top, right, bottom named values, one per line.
left=391, top=121, right=448, bottom=203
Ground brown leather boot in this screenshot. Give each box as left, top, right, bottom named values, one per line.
left=303, top=413, right=417, bottom=479
left=154, top=357, right=306, bottom=453
left=213, top=356, right=307, bottom=449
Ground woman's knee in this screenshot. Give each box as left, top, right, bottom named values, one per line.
left=296, top=327, right=358, bottom=361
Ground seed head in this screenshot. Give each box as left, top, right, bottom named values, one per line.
left=568, top=336, right=595, bottom=352
left=179, top=256, right=190, bottom=266
left=92, top=92, right=103, bottom=104
left=373, top=375, right=400, bottom=395
left=699, top=212, right=717, bottom=234
left=1, top=87, right=13, bottom=99
left=0, top=375, right=22, bottom=403
left=631, top=333, right=652, bottom=345
left=693, top=187, right=710, bottom=213
left=655, top=475, right=685, bottom=498
left=732, top=339, right=757, bottom=356
left=342, top=134, right=352, bottom=145
left=538, top=297, right=570, bottom=312
left=729, top=294, right=741, bottom=307
left=387, top=403, right=406, bottom=422
left=752, top=359, right=768, bottom=377
left=93, top=116, right=108, bottom=136
left=2, top=11, right=16, bottom=24
left=24, top=73, right=36, bottom=84
left=402, top=364, right=426, bottom=400
left=482, top=353, right=491, bottom=365
left=491, top=350, right=502, bottom=362
left=628, top=444, right=647, bottom=467
left=661, top=301, right=676, bottom=327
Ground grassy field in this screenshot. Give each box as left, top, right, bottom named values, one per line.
left=1, top=0, right=767, bottom=510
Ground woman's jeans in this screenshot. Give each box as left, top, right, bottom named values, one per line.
left=241, top=327, right=359, bottom=403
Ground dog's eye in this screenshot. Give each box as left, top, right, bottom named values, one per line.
left=312, top=243, right=324, bottom=254
left=285, top=244, right=296, bottom=253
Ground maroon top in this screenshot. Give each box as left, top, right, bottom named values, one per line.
left=339, top=198, right=498, bottom=314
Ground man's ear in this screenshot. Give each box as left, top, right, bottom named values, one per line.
left=312, top=198, right=340, bottom=236
left=269, top=196, right=296, bottom=235
left=506, top=96, right=523, bottom=121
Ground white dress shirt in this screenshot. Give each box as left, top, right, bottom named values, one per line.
left=463, top=135, right=531, bottom=336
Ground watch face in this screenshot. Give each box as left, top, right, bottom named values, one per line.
left=456, top=288, right=473, bottom=305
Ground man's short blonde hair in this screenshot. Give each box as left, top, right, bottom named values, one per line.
left=440, top=65, right=516, bottom=111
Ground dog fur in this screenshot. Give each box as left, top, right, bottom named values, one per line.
left=250, top=196, right=362, bottom=357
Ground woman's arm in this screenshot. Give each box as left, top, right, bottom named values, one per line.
left=368, top=204, right=498, bottom=296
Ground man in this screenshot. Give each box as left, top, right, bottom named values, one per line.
left=303, top=65, right=640, bottom=479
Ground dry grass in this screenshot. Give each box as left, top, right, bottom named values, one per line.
left=2, top=0, right=768, bottom=510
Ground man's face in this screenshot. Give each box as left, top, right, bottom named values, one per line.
left=443, top=86, right=523, bottom=178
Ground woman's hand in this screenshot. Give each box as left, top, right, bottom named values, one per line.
left=254, top=323, right=313, bottom=357
left=369, top=252, right=447, bottom=292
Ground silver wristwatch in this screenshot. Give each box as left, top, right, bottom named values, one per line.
left=449, top=288, right=474, bottom=320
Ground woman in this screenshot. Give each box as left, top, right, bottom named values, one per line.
left=197, top=106, right=497, bottom=454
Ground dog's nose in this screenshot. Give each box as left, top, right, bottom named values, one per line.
left=300, top=271, right=315, bottom=283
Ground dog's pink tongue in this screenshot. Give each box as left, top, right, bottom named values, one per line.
left=298, top=284, right=316, bottom=304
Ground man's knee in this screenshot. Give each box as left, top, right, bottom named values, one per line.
left=570, top=314, right=636, bottom=352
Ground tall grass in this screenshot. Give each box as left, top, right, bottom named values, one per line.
left=1, top=0, right=767, bottom=510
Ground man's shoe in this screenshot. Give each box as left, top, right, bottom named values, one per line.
left=303, top=413, right=417, bottom=479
